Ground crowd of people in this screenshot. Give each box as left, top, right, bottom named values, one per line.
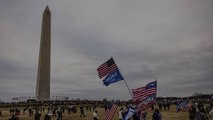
left=188, top=101, right=213, bottom=120
left=3, top=104, right=96, bottom=120
left=0, top=98, right=212, bottom=120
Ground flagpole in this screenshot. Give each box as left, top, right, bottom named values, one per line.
left=123, top=79, right=133, bottom=99
left=112, top=57, right=133, bottom=99
left=153, top=74, right=158, bottom=110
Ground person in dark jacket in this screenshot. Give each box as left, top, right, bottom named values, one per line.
left=57, top=109, right=63, bottom=120
left=152, top=109, right=162, bottom=120
left=80, top=105, right=86, bottom=117
left=188, top=105, right=196, bottom=120
left=35, top=111, right=41, bottom=120
left=44, top=113, right=52, bottom=120
left=132, top=113, right=140, bottom=120
left=195, top=107, right=209, bottom=120
left=0, top=109, right=2, bottom=116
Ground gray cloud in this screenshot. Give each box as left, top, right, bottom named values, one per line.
left=0, top=0, right=213, bottom=101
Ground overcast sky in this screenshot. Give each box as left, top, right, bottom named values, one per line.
left=0, top=0, right=212, bottom=101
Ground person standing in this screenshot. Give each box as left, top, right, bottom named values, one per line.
left=44, top=113, right=52, bottom=120
left=132, top=112, right=140, bottom=120
left=93, top=110, right=99, bottom=120
left=140, top=111, right=147, bottom=120
left=23, top=108, right=26, bottom=115
left=118, top=107, right=124, bottom=120
left=57, top=109, right=63, bottom=120
left=35, top=111, right=41, bottom=120
left=209, top=109, right=213, bottom=120
left=208, top=103, right=213, bottom=120
left=29, top=108, right=33, bottom=117
left=195, top=107, right=209, bottom=120
left=52, top=108, right=57, bottom=117
left=188, top=105, right=196, bottom=120
left=68, top=107, right=71, bottom=115
left=80, top=105, right=86, bottom=117
left=152, top=109, right=162, bottom=120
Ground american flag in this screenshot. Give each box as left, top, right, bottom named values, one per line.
left=105, top=103, right=118, bottom=120
left=97, top=57, right=118, bottom=79
left=176, top=99, right=192, bottom=112
left=136, top=97, right=156, bottom=112
left=132, top=81, right=157, bottom=102
left=132, top=81, right=157, bottom=111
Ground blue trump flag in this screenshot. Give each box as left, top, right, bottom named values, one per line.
left=123, top=106, right=136, bottom=120
left=146, top=81, right=157, bottom=89
left=103, top=69, right=124, bottom=86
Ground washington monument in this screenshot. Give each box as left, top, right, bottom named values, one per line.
left=36, top=6, right=51, bottom=101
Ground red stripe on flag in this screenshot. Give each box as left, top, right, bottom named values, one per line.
left=132, top=81, right=157, bottom=112
left=105, top=104, right=118, bottom=120
left=133, top=87, right=156, bottom=102
left=97, top=63, right=118, bottom=79
left=137, top=100, right=156, bottom=112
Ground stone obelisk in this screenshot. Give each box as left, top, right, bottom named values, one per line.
left=36, top=6, right=51, bottom=101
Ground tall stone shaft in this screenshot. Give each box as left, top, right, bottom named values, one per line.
left=36, top=6, right=51, bottom=101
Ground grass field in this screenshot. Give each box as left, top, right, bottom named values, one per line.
left=0, top=105, right=189, bottom=120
